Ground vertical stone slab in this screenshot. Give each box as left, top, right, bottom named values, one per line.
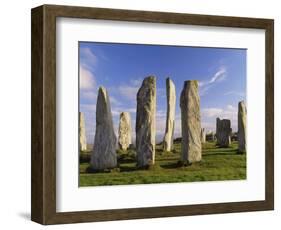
left=118, top=112, right=132, bottom=150
left=79, top=112, right=87, bottom=151
left=200, top=128, right=206, bottom=144
left=136, top=76, right=156, bottom=168
left=238, top=101, right=247, bottom=152
left=163, top=78, right=176, bottom=151
left=180, top=80, right=201, bottom=163
left=216, top=118, right=232, bottom=147
left=91, top=87, right=117, bottom=170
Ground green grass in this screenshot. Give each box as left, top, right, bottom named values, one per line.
left=79, top=141, right=246, bottom=187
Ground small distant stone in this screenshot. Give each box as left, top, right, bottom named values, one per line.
left=216, top=118, right=232, bottom=147
left=118, top=112, right=132, bottom=151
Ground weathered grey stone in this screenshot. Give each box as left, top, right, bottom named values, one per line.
left=200, top=128, right=206, bottom=144
left=79, top=112, right=87, bottom=151
left=180, top=80, right=201, bottom=163
left=136, top=76, right=156, bottom=168
left=118, top=112, right=132, bottom=150
left=238, top=101, right=247, bottom=152
left=91, top=87, right=117, bottom=170
left=163, top=78, right=176, bottom=152
left=216, top=118, right=232, bottom=147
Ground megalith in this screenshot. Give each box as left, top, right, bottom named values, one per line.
left=238, top=101, right=247, bottom=152
left=91, top=86, right=117, bottom=170
left=136, top=76, right=156, bottom=168
left=180, top=80, right=201, bottom=163
left=163, top=78, right=176, bottom=151
left=216, top=118, right=232, bottom=147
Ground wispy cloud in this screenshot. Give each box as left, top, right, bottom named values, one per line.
left=224, top=91, right=245, bottom=97
left=80, top=91, right=97, bottom=100
left=130, top=78, right=142, bottom=87
left=157, top=87, right=166, bottom=99
left=80, top=66, right=96, bottom=90
left=111, top=107, right=136, bottom=117
left=118, top=85, right=139, bottom=100
left=117, top=79, right=143, bottom=101
left=199, top=66, right=227, bottom=96
left=201, top=104, right=236, bottom=119
left=80, top=47, right=98, bottom=69
left=80, top=103, right=96, bottom=113
left=201, top=104, right=238, bottom=132
left=79, top=47, right=99, bottom=102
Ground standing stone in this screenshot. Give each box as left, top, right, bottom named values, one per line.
left=163, top=78, right=176, bottom=151
left=79, top=112, right=87, bottom=151
left=238, top=101, right=247, bottom=152
left=91, top=87, right=117, bottom=170
left=216, top=118, right=232, bottom=147
left=118, top=112, right=132, bottom=150
left=200, top=128, right=206, bottom=144
left=136, top=76, right=156, bottom=168
left=180, top=80, right=201, bottom=163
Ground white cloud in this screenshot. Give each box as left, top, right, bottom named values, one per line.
left=157, top=87, right=166, bottom=98
left=209, top=67, right=226, bottom=84
left=80, top=47, right=97, bottom=68
left=80, top=66, right=96, bottom=90
left=130, top=78, right=142, bottom=87
left=80, top=103, right=96, bottom=113
left=224, top=91, right=245, bottom=97
left=117, top=85, right=139, bottom=100
left=116, top=78, right=143, bottom=101
left=201, top=104, right=236, bottom=120
left=201, top=108, right=223, bottom=117
left=79, top=47, right=98, bottom=102
left=199, top=66, right=227, bottom=96
left=80, top=91, right=97, bottom=100
left=156, top=109, right=166, bottom=118
left=113, top=108, right=135, bottom=115
left=201, top=104, right=238, bottom=132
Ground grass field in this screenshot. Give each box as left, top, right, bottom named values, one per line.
left=79, top=141, right=246, bottom=187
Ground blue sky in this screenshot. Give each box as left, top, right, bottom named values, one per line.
left=79, top=42, right=246, bottom=144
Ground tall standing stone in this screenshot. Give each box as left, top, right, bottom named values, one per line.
left=118, top=112, right=132, bottom=150
left=91, top=87, right=117, bottom=170
left=238, top=101, right=247, bottom=152
left=200, top=128, right=206, bottom=144
left=180, top=80, right=201, bottom=163
left=163, top=78, right=176, bottom=152
left=136, top=76, right=156, bottom=168
left=216, top=118, right=232, bottom=147
left=79, top=112, right=87, bottom=151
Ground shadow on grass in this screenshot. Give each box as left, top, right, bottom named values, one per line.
left=160, top=162, right=180, bottom=169
left=203, top=149, right=239, bottom=157
left=119, top=165, right=138, bottom=172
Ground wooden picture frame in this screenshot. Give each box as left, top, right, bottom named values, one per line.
left=31, top=4, right=274, bottom=225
